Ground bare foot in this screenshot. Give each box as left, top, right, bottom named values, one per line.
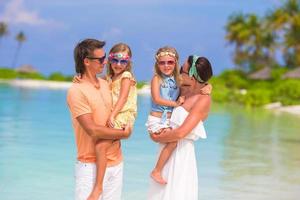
left=87, top=189, right=102, bottom=200
left=151, top=170, right=167, bottom=184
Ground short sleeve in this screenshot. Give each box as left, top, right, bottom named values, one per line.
left=121, top=71, right=135, bottom=82
left=67, top=87, right=92, bottom=119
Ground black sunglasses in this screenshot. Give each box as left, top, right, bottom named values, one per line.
left=86, top=53, right=106, bottom=64
left=180, top=66, right=189, bottom=75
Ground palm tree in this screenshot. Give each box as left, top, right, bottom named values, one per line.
left=0, top=22, right=9, bottom=46
left=225, top=13, right=250, bottom=70
left=267, top=0, right=300, bottom=68
left=12, top=31, right=26, bottom=68
left=225, top=13, right=275, bottom=71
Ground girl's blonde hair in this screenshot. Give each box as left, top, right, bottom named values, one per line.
left=154, top=46, right=181, bottom=85
left=107, top=43, right=133, bottom=77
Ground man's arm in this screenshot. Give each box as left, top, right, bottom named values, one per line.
left=77, top=113, right=131, bottom=140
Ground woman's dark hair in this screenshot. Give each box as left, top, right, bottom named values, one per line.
left=73, top=39, right=106, bottom=75
left=188, top=55, right=213, bottom=82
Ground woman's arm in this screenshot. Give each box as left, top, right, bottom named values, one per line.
left=151, top=95, right=211, bottom=143
left=151, top=75, right=178, bottom=107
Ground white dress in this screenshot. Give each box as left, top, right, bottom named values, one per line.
left=148, top=106, right=207, bottom=200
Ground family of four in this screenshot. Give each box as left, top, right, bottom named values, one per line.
left=67, top=38, right=213, bottom=200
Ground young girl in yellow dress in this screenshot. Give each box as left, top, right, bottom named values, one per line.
left=87, top=43, right=137, bottom=200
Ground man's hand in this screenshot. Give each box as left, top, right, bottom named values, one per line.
left=122, top=123, right=132, bottom=138
left=72, top=75, right=82, bottom=83
left=106, top=115, right=115, bottom=128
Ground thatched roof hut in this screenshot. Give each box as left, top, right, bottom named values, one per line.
left=282, top=67, right=300, bottom=79
left=15, top=64, right=38, bottom=73
left=248, top=67, right=272, bottom=80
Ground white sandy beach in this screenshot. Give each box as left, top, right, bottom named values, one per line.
left=0, top=79, right=151, bottom=95
left=264, top=102, right=300, bottom=116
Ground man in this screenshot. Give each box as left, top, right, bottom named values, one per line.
left=67, top=38, right=131, bottom=200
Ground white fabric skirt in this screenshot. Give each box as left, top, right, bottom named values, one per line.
left=147, top=106, right=207, bottom=200
left=147, top=140, right=198, bottom=200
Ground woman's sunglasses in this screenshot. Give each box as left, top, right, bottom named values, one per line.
left=180, top=66, right=189, bottom=75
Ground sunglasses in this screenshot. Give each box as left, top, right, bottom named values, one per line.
left=180, top=66, right=189, bottom=75
left=158, top=60, right=175, bottom=66
left=86, top=53, right=106, bottom=64
left=110, top=58, right=129, bottom=65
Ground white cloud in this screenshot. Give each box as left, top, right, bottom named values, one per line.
left=0, top=0, right=63, bottom=27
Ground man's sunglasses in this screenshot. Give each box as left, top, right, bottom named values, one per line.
left=110, top=58, right=129, bottom=65
left=86, top=53, right=106, bottom=64
left=157, top=60, right=175, bottom=66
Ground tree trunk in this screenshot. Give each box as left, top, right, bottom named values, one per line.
left=12, top=43, right=21, bottom=68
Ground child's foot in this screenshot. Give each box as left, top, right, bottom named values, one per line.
left=87, top=189, right=102, bottom=200
left=151, top=170, right=167, bottom=184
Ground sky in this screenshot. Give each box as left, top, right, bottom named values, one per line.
left=0, top=0, right=282, bottom=81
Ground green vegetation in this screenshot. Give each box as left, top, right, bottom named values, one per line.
left=136, top=81, right=148, bottom=89
left=0, top=67, right=71, bottom=81
left=218, top=0, right=300, bottom=107
left=211, top=69, right=300, bottom=107
left=0, top=67, right=148, bottom=90
left=225, top=0, right=300, bottom=72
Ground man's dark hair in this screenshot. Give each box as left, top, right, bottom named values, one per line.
left=188, top=55, right=213, bottom=82
left=73, top=39, right=105, bottom=75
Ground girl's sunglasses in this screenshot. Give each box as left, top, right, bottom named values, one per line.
left=158, top=60, right=175, bottom=66
left=110, top=58, right=129, bottom=65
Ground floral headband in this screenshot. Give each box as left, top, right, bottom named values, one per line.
left=108, top=52, right=130, bottom=60
left=189, top=55, right=205, bottom=83
left=155, top=51, right=177, bottom=60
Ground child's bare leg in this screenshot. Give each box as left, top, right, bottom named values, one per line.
left=87, top=139, right=112, bottom=200
left=151, top=130, right=177, bottom=184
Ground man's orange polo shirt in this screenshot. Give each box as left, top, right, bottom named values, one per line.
left=67, top=78, right=122, bottom=166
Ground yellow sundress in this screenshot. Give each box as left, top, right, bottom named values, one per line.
left=107, top=71, right=137, bottom=129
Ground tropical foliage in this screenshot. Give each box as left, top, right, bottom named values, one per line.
left=211, top=69, right=300, bottom=106
left=0, top=67, right=72, bottom=81
left=0, top=22, right=9, bottom=45
left=225, top=0, right=300, bottom=72
left=12, top=31, right=26, bottom=68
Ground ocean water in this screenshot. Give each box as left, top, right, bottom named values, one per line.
left=0, top=84, right=300, bottom=200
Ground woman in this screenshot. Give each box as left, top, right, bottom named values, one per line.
left=148, top=55, right=213, bottom=200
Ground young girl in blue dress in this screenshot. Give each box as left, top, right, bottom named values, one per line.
left=146, top=46, right=185, bottom=184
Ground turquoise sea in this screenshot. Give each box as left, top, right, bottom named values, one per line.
left=0, top=84, right=300, bottom=200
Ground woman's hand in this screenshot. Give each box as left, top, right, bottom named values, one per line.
left=200, top=84, right=212, bottom=95
left=150, top=128, right=170, bottom=143
left=176, top=96, right=185, bottom=106
left=72, top=75, right=82, bottom=83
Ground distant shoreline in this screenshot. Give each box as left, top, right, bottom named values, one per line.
left=0, top=79, right=151, bottom=95
left=264, top=102, right=300, bottom=117
left=1, top=79, right=300, bottom=116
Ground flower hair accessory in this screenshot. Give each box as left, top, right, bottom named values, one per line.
left=155, top=51, right=176, bottom=60
left=109, top=52, right=130, bottom=60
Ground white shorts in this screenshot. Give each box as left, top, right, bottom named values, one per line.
left=145, top=115, right=170, bottom=133
left=75, top=161, right=123, bottom=200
